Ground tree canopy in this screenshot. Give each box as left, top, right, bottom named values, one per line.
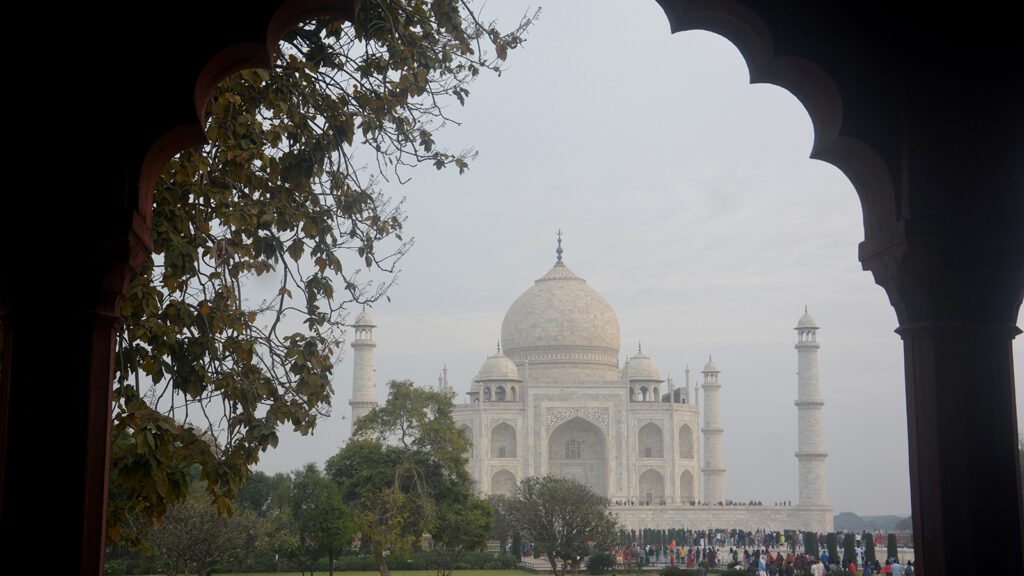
left=508, top=476, right=618, bottom=576
left=285, top=464, right=354, bottom=575
left=144, top=483, right=267, bottom=576
left=107, top=0, right=535, bottom=543
left=326, top=380, right=485, bottom=576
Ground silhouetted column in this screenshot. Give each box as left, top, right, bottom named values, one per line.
left=864, top=248, right=1024, bottom=575
left=1, top=225, right=147, bottom=574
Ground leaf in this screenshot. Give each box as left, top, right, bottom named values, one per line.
left=288, top=240, right=304, bottom=262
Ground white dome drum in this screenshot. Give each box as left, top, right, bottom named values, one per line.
left=500, top=260, right=621, bottom=382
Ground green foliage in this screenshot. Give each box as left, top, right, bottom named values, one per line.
left=488, top=495, right=514, bottom=553
left=145, top=490, right=268, bottom=576
left=803, top=532, right=820, bottom=558
left=508, top=475, right=619, bottom=576
left=107, top=0, right=535, bottom=545
left=281, top=463, right=354, bottom=573
left=863, top=532, right=876, bottom=563
left=327, top=380, right=481, bottom=576
left=431, top=488, right=494, bottom=576
left=586, top=552, right=616, bottom=575
left=886, top=533, right=899, bottom=562
left=825, top=532, right=838, bottom=563
left=842, top=532, right=856, bottom=566
left=511, top=530, right=523, bottom=562
left=659, top=568, right=704, bottom=576
left=323, top=552, right=516, bottom=572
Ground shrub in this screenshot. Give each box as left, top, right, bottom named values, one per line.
left=843, top=532, right=856, bottom=566
left=863, top=532, right=876, bottom=563
left=587, top=552, right=616, bottom=575
left=886, top=533, right=899, bottom=562
left=658, top=568, right=703, bottom=576
left=825, top=532, right=838, bottom=563
left=803, top=532, right=820, bottom=558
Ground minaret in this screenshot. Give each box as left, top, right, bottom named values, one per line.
left=795, top=307, right=828, bottom=506
left=348, top=309, right=378, bottom=432
left=684, top=365, right=691, bottom=404
left=701, top=356, right=726, bottom=504
left=440, top=363, right=454, bottom=398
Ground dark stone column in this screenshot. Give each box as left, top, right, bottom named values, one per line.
left=0, top=215, right=149, bottom=574
left=863, top=242, right=1024, bottom=575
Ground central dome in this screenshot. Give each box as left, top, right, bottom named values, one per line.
left=500, top=260, right=621, bottom=381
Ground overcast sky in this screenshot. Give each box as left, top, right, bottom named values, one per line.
left=257, top=0, right=1024, bottom=517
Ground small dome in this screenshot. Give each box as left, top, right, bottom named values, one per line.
left=627, top=351, right=663, bottom=382
left=702, top=357, right=719, bottom=373
left=475, top=349, right=521, bottom=382
left=796, top=307, right=817, bottom=329
left=353, top=309, right=376, bottom=327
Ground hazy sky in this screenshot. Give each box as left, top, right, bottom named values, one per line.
left=258, top=0, right=1024, bottom=517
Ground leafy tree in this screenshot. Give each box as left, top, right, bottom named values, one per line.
left=431, top=488, right=493, bottom=576
left=326, top=380, right=474, bottom=576
left=107, top=0, right=536, bottom=543
left=488, top=494, right=515, bottom=554
left=283, top=464, right=355, bottom=576
left=886, top=533, right=899, bottom=562
left=237, top=470, right=293, bottom=518
left=509, top=475, right=619, bottom=576
left=146, top=493, right=268, bottom=576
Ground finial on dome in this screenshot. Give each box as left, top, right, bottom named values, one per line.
left=496, top=341, right=501, bottom=353
left=805, top=305, right=808, bottom=314
left=638, top=341, right=642, bottom=353
left=556, top=229, right=563, bottom=262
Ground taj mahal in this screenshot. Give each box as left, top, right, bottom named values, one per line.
left=348, top=236, right=833, bottom=532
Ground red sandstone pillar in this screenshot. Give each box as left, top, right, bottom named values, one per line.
left=864, top=248, right=1024, bottom=575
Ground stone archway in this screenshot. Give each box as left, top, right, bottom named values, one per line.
left=491, top=422, right=517, bottom=458
left=679, top=470, right=695, bottom=502
left=638, top=422, right=664, bottom=458
left=678, top=424, right=694, bottom=459
left=639, top=469, right=665, bottom=504
left=548, top=416, right=608, bottom=497
left=491, top=469, right=517, bottom=496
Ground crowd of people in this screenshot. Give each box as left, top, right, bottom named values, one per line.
left=586, top=528, right=915, bottom=575
left=609, top=500, right=794, bottom=507
left=608, top=542, right=915, bottom=575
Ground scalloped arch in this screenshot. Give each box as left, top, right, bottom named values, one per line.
left=656, top=0, right=897, bottom=240
left=135, top=0, right=362, bottom=224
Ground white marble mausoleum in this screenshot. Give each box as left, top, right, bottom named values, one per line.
left=348, top=238, right=833, bottom=532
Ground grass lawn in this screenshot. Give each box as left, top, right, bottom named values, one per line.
left=211, top=571, right=536, bottom=576
left=212, top=565, right=540, bottom=569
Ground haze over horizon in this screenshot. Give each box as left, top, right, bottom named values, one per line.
left=256, top=0, right=1024, bottom=518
